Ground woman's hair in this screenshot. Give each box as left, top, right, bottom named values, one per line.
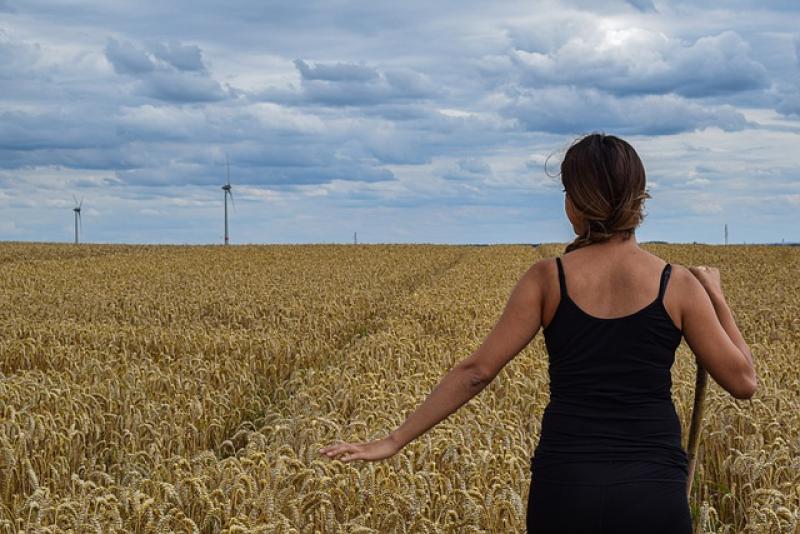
left=551, top=132, right=652, bottom=254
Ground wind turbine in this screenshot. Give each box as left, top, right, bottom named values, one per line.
left=72, top=195, right=83, bottom=244
left=222, top=154, right=234, bottom=245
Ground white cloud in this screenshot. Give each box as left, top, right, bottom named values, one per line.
left=689, top=199, right=723, bottom=215
left=510, top=29, right=768, bottom=98
left=685, top=177, right=711, bottom=187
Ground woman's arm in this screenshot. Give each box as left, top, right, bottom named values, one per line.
left=318, top=356, right=492, bottom=462
left=680, top=265, right=756, bottom=399
left=319, top=259, right=546, bottom=462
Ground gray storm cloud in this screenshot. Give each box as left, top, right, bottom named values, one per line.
left=0, top=1, right=798, bottom=243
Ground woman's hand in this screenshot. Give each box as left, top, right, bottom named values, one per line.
left=689, top=265, right=723, bottom=297
left=318, top=436, right=400, bottom=463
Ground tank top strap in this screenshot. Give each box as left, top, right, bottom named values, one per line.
left=657, top=263, right=673, bottom=302
left=555, top=256, right=567, bottom=299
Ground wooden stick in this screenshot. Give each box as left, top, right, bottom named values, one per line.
left=686, top=364, right=709, bottom=497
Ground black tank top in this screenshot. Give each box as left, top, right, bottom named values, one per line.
left=531, top=256, right=689, bottom=485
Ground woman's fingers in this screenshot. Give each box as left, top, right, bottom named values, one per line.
left=319, top=442, right=356, bottom=458
left=341, top=451, right=360, bottom=462
left=319, top=441, right=347, bottom=452
left=319, top=444, right=340, bottom=455
left=319, top=438, right=398, bottom=463
left=339, top=444, right=367, bottom=462
left=319, top=442, right=369, bottom=462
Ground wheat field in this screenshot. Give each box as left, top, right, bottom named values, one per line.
left=0, top=242, right=797, bottom=533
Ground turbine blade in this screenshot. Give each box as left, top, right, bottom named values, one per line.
left=79, top=197, right=84, bottom=209
left=72, top=194, right=79, bottom=207
left=228, top=189, right=236, bottom=211
left=226, top=153, right=231, bottom=186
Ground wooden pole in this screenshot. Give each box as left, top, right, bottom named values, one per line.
left=686, top=364, right=709, bottom=497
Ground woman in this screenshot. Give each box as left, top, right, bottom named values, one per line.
left=319, top=132, right=757, bottom=533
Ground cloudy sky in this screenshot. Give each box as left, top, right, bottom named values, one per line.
left=1, top=0, right=798, bottom=244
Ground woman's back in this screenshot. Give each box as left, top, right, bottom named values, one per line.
left=527, top=249, right=695, bottom=533
left=532, top=249, right=689, bottom=486
left=541, top=247, right=683, bottom=326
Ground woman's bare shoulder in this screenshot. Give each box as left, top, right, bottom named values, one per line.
left=524, top=256, right=559, bottom=285
left=662, top=262, right=709, bottom=326
left=667, top=262, right=695, bottom=288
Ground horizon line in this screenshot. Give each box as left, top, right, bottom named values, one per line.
left=1, top=240, right=798, bottom=247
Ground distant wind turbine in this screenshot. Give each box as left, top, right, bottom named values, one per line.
left=72, top=195, right=83, bottom=244
left=222, top=154, right=234, bottom=245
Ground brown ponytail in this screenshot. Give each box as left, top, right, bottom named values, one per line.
left=558, top=132, right=652, bottom=254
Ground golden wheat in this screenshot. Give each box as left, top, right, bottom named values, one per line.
left=0, top=242, right=796, bottom=532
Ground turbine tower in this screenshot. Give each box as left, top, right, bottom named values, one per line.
left=222, top=154, right=234, bottom=245
left=72, top=195, right=83, bottom=244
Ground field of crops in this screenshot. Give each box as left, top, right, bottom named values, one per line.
left=0, top=242, right=797, bottom=532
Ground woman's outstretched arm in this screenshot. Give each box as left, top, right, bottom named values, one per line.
left=319, top=259, right=546, bottom=463
left=319, top=360, right=490, bottom=463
